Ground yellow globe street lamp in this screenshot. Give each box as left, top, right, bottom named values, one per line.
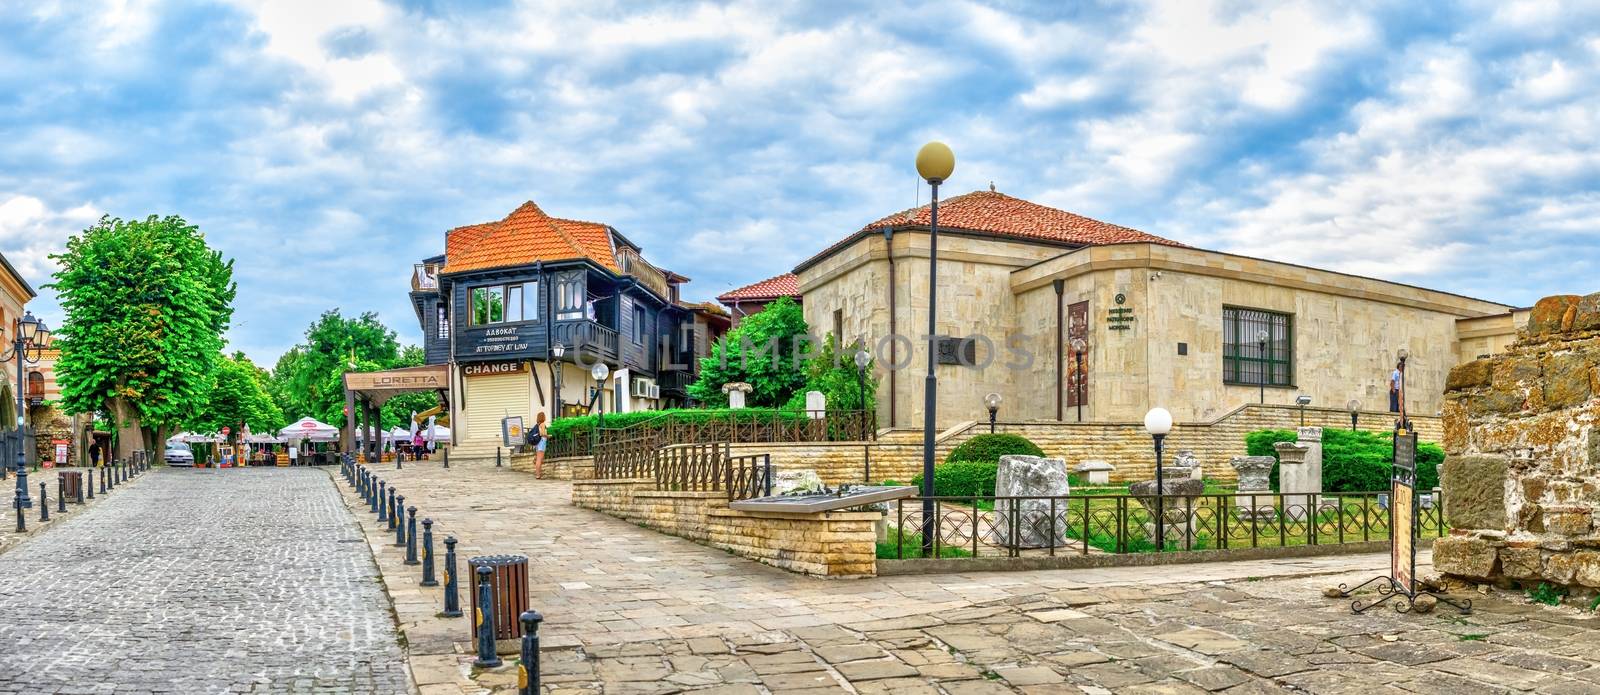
left=915, top=141, right=954, bottom=558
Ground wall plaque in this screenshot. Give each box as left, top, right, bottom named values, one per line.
left=462, top=360, right=528, bottom=377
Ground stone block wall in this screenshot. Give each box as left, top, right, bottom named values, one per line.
left=1435, top=293, right=1600, bottom=589
left=571, top=478, right=879, bottom=577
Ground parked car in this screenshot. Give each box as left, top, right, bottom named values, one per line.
left=164, top=443, right=195, bottom=467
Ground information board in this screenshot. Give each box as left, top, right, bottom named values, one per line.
left=502, top=416, right=525, bottom=447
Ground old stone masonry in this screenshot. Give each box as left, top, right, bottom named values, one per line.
left=0, top=468, right=411, bottom=694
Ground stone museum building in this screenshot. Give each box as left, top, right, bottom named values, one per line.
left=793, top=189, right=1523, bottom=429
left=408, top=200, right=720, bottom=458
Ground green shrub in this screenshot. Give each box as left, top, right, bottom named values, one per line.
left=944, top=433, right=1044, bottom=466
left=546, top=407, right=809, bottom=443
left=911, top=461, right=999, bottom=497
left=1245, top=428, right=1442, bottom=493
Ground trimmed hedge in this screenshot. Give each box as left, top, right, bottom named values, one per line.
left=1245, top=428, right=1442, bottom=493
left=546, top=407, right=809, bottom=443
left=944, top=433, right=1045, bottom=466
left=911, top=462, right=999, bottom=498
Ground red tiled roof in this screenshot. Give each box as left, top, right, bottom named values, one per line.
left=717, top=273, right=800, bottom=302
left=795, top=190, right=1183, bottom=271
left=442, top=201, right=620, bottom=275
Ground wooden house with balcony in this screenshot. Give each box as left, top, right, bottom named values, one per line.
left=410, top=200, right=717, bottom=456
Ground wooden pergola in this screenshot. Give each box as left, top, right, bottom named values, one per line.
left=342, top=365, right=449, bottom=462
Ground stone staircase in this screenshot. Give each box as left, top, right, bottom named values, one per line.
left=442, top=439, right=512, bottom=465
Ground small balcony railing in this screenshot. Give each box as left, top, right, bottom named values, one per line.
left=553, top=320, right=619, bottom=359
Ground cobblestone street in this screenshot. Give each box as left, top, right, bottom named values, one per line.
left=0, top=467, right=411, bottom=694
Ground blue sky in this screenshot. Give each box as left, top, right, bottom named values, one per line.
left=3, top=0, right=1598, bottom=365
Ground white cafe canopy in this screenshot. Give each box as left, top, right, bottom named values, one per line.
left=279, top=417, right=341, bottom=442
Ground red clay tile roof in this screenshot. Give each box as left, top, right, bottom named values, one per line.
left=795, top=190, right=1183, bottom=272
left=717, top=273, right=800, bottom=303
left=442, top=201, right=621, bottom=275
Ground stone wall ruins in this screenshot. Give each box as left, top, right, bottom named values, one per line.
left=1435, top=293, right=1600, bottom=589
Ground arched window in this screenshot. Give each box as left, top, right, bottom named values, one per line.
left=26, top=371, right=44, bottom=400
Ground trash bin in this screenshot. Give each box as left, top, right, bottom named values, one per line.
left=468, top=554, right=529, bottom=641
left=58, top=471, right=82, bottom=501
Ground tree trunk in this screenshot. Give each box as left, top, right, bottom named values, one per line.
left=110, top=397, right=142, bottom=461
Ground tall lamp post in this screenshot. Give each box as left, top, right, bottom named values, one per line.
left=1295, top=395, right=1311, bottom=426
left=984, top=393, right=1001, bottom=433
left=551, top=342, right=566, bottom=419
left=1346, top=399, right=1361, bottom=431
left=1255, top=329, right=1270, bottom=404
left=589, top=362, right=610, bottom=428
left=915, top=141, right=955, bottom=558
left=4, top=311, right=51, bottom=509
left=1143, top=407, right=1172, bottom=552
left=1069, top=337, right=1087, bottom=422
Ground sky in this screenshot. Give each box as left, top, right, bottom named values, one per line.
left=2, top=0, right=1598, bottom=366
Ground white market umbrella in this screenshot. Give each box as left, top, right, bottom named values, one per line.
left=279, top=417, right=340, bottom=442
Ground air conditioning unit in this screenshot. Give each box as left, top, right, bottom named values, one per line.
left=632, top=377, right=660, bottom=400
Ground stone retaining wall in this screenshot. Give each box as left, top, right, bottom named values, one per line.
left=571, top=479, right=878, bottom=577
left=1435, top=293, right=1600, bottom=590
left=509, top=453, right=586, bottom=480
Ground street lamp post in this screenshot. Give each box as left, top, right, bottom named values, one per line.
left=589, top=362, right=611, bottom=430
left=984, top=392, right=1002, bottom=433
left=1347, top=399, right=1361, bottom=431
left=4, top=311, right=51, bottom=509
left=1295, top=395, right=1311, bottom=426
left=915, top=141, right=955, bottom=558
left=1255, top=329, right=1270, bottom=404
left=551, top=342, right=566, bottom=420
left=1069, top=337, right=1087, bottom=422
left=1144, top=407, right=1172, bottom=552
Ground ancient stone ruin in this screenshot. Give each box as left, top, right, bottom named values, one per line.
left=994, top=454, right=1070, bottom=548
left=1435, top=293, right=1600, bottom=590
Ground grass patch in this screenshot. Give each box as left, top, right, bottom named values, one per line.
left=877, top=527, right=973, bottom=559
left=1526, top=582, right=1567, bottom=606
left=1458, top=634, right=1490, bottom=641
left=1589, top=595, right=1600, bottom=613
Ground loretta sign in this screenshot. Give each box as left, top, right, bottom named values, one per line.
left=344, top=365, right=448, bottom=392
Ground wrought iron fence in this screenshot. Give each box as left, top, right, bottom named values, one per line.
left=887, top=490, right=1445, bottom=559
left=599, top=439, right=772, bottom=501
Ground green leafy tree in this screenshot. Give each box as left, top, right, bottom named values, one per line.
left=783, top=334, right=878, bottom=413
left=268, top=311, right=436, bottom=430
left=197, top=352, right=284, bottom=440
left=48, top=215, right=236, bottom=456
left=688, top=296, right=811, bottom=407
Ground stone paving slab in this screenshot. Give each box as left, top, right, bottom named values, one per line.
left=347, top=462, right=1600, bottom=694
left=0, top=467, right=411, bottom=694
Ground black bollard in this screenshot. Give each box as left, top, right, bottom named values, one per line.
left=98, top=467, right=106, bottom=494
left=393, top=495, right=406, bottom=547
left=405, top=507, right=419, bottom=565
left=76, top=474, right=83, bottom=504
left=474, top=566, right=502, bottom=667
left=442, top=536, right=462, bottom=617
left=443, top=448, right=449, bottom=468
left=396, top=454, right=402, bottom=470
left=496, top=447, right=502, bottom=467
left=88, top=469, right=95, bottom=499
left=57, top=481, right=66, bottom=513
left=388, top=489, right=399, bottom=529
left=16, top=495, right=24, bottom=532
left=39, top=482, right=47, bottom=521
left=518, top=610, right=543, bottom=695
left=377, top=482, right=387, bottom=519
left=420, top=519, right=437, bottom=586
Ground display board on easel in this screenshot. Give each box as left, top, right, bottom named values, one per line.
left=1335, top=427, right=1469, bottom=614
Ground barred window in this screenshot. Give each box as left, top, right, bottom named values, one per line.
left=1223, top=307, right=1293, bottom=386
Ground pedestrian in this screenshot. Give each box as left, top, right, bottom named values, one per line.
left=531, top=412, right=548, bottom=478
left=412, top=430, right=425, bottom=461
left=88, top=441, right=100, bottom=468
left=1388, top=361, right=1402, bottom=413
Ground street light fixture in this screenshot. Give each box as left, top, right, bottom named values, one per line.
left=551, top=342, right=566, bottom=419
left=915, top=140, right=954, bottom=559
left=984, top=392, right=1002, bottom=433
left=1255, top=329, right=1270, bottom=404
left=1143, top=407, right=1173, bottom=552
left=1347, top=399, right=1361, bottom=431
left=586, top=361, right=611, bottom=449
left=1295, top=395, right=1312, bottom=426
left=1069, top=337, right=1087, bottom=422
left=4, top=310, right=52, bottom=509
